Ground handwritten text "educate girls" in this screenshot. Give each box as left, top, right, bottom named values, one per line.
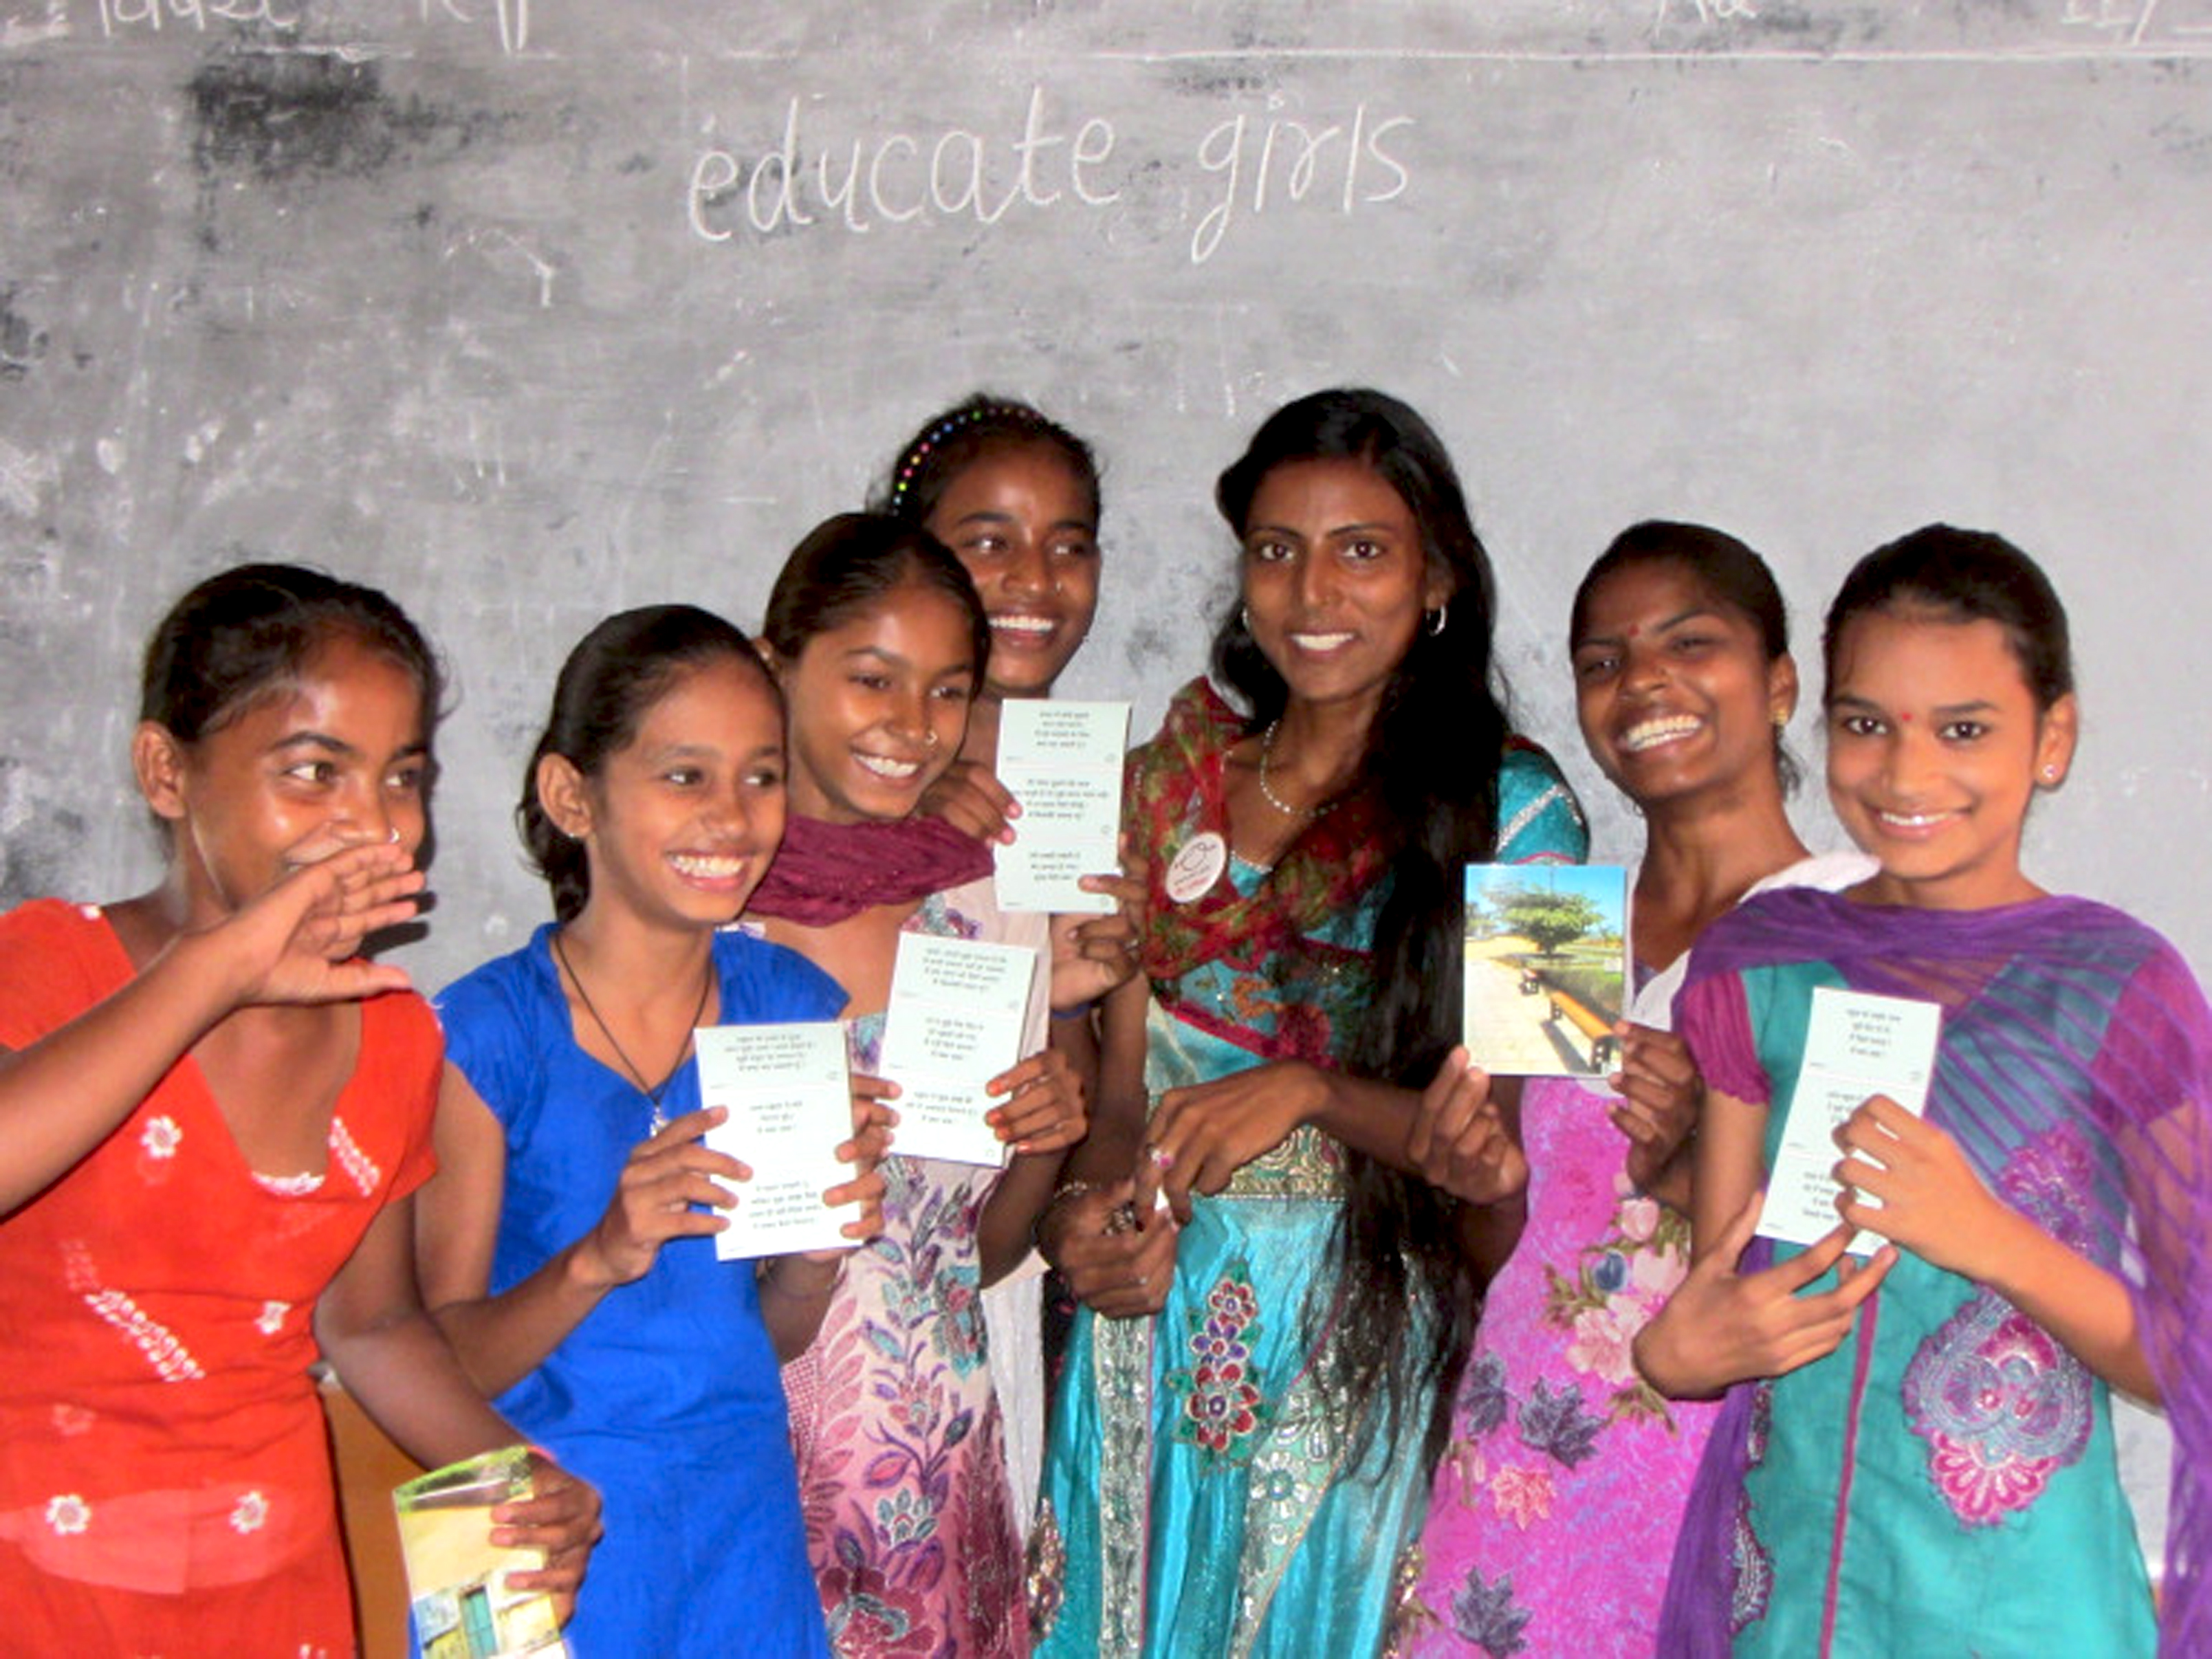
left=685, top=86, right=1414, bottom=267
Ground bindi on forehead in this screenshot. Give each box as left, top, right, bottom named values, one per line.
left=1898, top=710, right=1913, bottom=723
left=1625, top=622, right=1641, bottom=639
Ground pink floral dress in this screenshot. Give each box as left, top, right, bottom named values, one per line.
left=1396, top=1076, right=1716, bottom=1658
left=781, top=879, right=1048, bottom=1658
left=1396, top=853, right=1872, bottom=1658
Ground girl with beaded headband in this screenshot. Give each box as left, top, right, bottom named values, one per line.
left=875, top=395, right=1103, bottom=760
left=1636, top=527, right=2211, bottom=1656
left=415, top=604, right=890, bottom=1657
left=875, top=395, right=1144, bottom=1524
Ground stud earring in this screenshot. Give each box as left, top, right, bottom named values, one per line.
left=2042, top=764, right=2058, bottom=781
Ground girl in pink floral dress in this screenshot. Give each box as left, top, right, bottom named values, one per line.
left=1398, top=523, right=1868, bottom=1658
left=749, top=514, right=1094, bottom=1657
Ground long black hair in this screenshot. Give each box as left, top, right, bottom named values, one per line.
left=1212, top=387, right=1513, bottom=1462
left=518, top=605, right=769, bottom=923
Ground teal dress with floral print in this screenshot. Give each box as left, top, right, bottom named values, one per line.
left=1033, top=747, right=1587, bottom=1659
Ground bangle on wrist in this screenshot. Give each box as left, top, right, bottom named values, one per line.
left=1046, top=1177, right=1099, bottom=1210
left=1035, top=1178, right=1098, bottom=1250
left=1051, top=1001, right=1098, bottom=1023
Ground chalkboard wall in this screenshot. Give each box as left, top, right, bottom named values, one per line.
left=5, top=3, right=2208, bottom=982
left=3, top=0, right=2202, bottom=1572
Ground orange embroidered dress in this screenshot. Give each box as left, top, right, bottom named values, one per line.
left=0, top=899, right=441, bottom=1656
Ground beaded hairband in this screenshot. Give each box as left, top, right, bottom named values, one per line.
left=888, top=404, right=1031, bottom=510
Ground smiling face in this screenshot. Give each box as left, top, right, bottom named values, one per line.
left=1571, top=558, right=1797, bottom=812
left=548, top=655, right=789, bottom=932
left=1238, top=457, right=1446, bottom=720
left=152, top=633, right=431, bottom=925
left=776, top=582, right=977, bottom=823
left=924, top=440, right=1100, bottom=701
left=1824, top=606, right=2075, bottom=910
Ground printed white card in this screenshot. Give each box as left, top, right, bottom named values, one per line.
left=1757, top=985, right=1943, bottom=1253
left=697, top=1022, right=857, bottom=1260
left=877, top=932, right=1044, bottom=1166
left=996, top=699, right=1130, bottom=914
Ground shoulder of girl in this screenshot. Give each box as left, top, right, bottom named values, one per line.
left=358, top=984, right=443, bottom=1095
left=714, top=925, right=846, bottom=1022
left=429, top=940, right=536, bottom=1026
left=0, top=899, right=122, bottom=1040
left=1495, top=740, right=1589, bottom=862
left=0, top=894, right=91, bottom=943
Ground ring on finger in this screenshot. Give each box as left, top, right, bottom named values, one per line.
left=1148, top=1143, right=1175, bottom=1174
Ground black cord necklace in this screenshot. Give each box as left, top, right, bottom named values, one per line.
left=551, top=930, right=715, bottom=1130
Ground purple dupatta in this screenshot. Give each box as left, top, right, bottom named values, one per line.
left=1658, top=888, right=2212, bottom=1657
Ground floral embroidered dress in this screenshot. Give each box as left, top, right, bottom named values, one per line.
left=1659, top=889, right=2212, bottom=1658
left=1397, top=853, right=1871, bottom=1659
left=1033, top=681, right=1587, bottom=1659
left=0, top=899, right=440, bottom=1656
left=782, top=875, right=1051, bottom=1657
left=436, top=923, right=846, bottom=1658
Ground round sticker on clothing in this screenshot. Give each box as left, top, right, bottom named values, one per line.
left=1163, top=831, right=1228, bottom=905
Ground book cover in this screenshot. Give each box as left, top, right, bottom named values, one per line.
left=393, top=1447, right=567, bottom=1659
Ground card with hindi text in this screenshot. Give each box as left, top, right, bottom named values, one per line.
left=877, top=932, right=1045, bottom=1166
left=996, top=699, right=1130, bottom=914
left=698, top=1022, right=858, bottom=1260
left=1756, top=985, right=1942, bottom=1253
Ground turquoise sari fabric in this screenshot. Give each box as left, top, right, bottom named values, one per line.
left=1034, top=742, right=1586, bottom=1658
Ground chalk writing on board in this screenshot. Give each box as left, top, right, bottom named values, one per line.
left=1653, top=0, right=1762, bottom=28
left=2063, top=0, right=2212, bottom=46
left=688, top=85, right=1416, bottom=267
left=87, top=0, right=529, bottom=51
left=1192, top=107, right=1412, bottom=265
left=96, top=0, right=301, bottom=36
left=419, top=0, right=529, bottom=55
left=688, top=87, right=1119, bottom=244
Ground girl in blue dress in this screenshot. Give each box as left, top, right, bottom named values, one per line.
left=415, top=605, right=890, bottom=1657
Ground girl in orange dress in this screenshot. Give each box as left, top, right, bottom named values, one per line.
left=0, top=563, right=600, bottom=1655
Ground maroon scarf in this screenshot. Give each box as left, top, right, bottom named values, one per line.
left=747, top=813, right=994, bottom=926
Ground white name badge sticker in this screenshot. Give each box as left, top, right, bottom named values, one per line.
left=1163, top=831, right=1227, bottom=905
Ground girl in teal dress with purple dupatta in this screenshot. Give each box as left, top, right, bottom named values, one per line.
left=1637, top=527, right=2212, bottom=1658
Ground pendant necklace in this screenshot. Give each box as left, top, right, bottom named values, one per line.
left=552, top=930, right=715, bottom=1133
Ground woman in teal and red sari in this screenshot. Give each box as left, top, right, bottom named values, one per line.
left=1029, top=389, right=1586, bottom=1658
